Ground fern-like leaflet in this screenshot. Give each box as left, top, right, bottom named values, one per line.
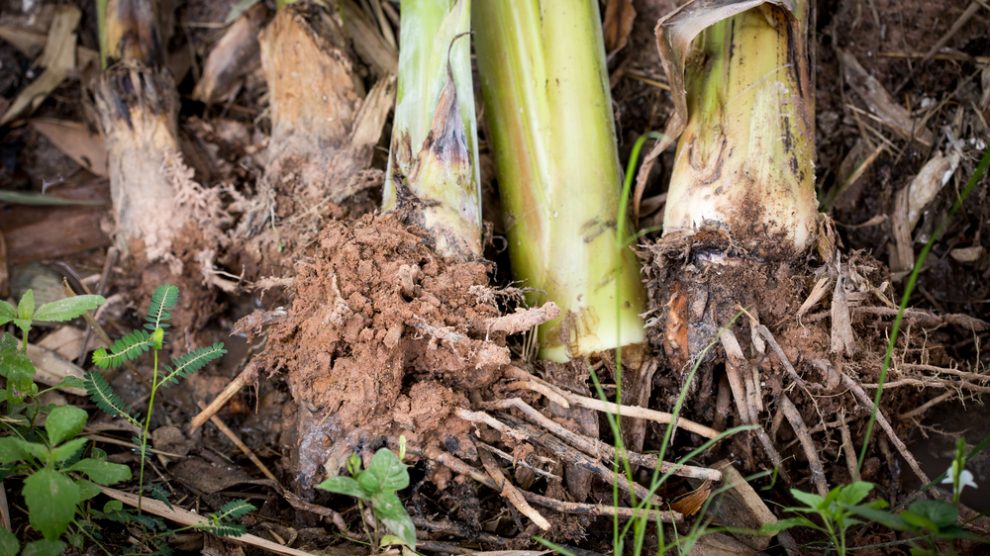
left=198, top=523, right=247, bottom=538
left=92, top=329, right=152, bottom=369
left=195, top=499, right=255, bottom=537
left=214, top=499, right=255, bottom=522
left=145, top=283, right=179, bottom=330
left=160, top=342, right=227, bottom=386
left=85, top=371, right=139, bottom=427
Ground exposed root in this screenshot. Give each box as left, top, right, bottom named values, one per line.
left=481, top=397, right=723, bottom=481
left=477, top=449, right=551, bottom=531
left=780, top=395, right=828, bottom=496
left=504, top=366, right=720, bottom=439
left=838, top=371, right=931, bottom=485
left=639, top=226, right=976, bottom=504
left=427, top=449, right=682, bottom=523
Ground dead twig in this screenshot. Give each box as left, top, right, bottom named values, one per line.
left=197, top=401, right=278, bottom=484
left=898, top=391, right=956, bottom=421
left=190, top=363, right=259, bottom=431
left=100, top=487, right=315, bottom=556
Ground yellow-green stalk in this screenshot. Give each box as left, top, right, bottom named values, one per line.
left=383, top=0, right=480, bottom=260
left=474, top=0, right=646, bottom=362
left=657, top=0, right=817, bottom=251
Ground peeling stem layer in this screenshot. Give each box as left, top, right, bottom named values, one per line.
left=659, top=0, right=818, bottom=251
left=384, top=0, right=481, bottom=259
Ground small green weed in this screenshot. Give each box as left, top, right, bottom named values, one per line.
left=0, top=290, right=132, bottom=555
left=86, top=284, right=227, bottom=508
left=318, top=441, right=416, bottom=550
left=1, top=284, right=250, bottom=554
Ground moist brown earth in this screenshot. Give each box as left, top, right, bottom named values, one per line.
left=254, top=213, right=510, bottom=489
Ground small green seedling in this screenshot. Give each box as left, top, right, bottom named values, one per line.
left=318, top=444, right=416, bottom=550
left=1, top=290, right=132, bottom=555
left=86, top=284, right=227, bottom=508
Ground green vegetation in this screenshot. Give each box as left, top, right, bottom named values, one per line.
left=0, top=291, right=129, bottom=554
left=318, top=443, right=416, bottom=549
left=87, top=284, right=226, bottom=508
left=474, top=0, right=646, bottom=362
left=0, top=286, right=246, bottom=553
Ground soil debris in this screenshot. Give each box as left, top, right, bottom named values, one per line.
left=255, top=214, right=530, bottom=490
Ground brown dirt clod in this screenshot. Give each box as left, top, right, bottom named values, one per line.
left=255, top=213, right=510, bottom=490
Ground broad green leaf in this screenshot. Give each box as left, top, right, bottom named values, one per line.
left=102, top=500, right=123, bottom=513
left=849, top=506, right=911, bottom=531
left=74, top=478, right=101, bottom=501
left=34, top=295, right=105, bottom=323
left=906, top=499, right=958, bottom=530
left=837, top=481, right=874, bottom=506
left=50, top=437, right=88, bottom=463
left=789, top=488, right=824, bottom=510
left=318, top=475, right=367, bottom=499
left=45, top=405, right=88, bottom=446
left=13, top=439, right=49, bottom=462
left=68, top=458, right=132, bottom=485
left=757, top=516, right=819, bottom=535
left=372, top=491, right=416, bottom=549
left=900, top=509, right=939, bottom=533
left=12, top=318, right=32, bottom=338
left=23, top=468, right=80, bottom=539
left=359, top=448, right=409, bottom=494
left=0, top=333, right=36, bottom=392
left=0, top=437, right=28, bottom=464
left=0, top=526, right=19, bottom=556
left=17, top=290, right=35, bottom=321
left=21, top=539, right=65, bottom=556
left=0, top=300, right=15, bottom=326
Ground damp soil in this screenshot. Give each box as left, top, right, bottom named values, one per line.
left=1, top=0, right=989, bottom=553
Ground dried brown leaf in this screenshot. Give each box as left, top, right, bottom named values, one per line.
left=30, top=119, right=108, bottom=176
left=838, top=48, right=934, bottom=147
left=603, top=0, right=636, bottom=54
left=0, top=5, right=80, bottom=126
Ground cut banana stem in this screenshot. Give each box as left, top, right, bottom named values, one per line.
left=657, top=0, right=817, bottom=252
left=474, top=0, right=646, bottom=361
left=383, top=0, right=481, bottom=260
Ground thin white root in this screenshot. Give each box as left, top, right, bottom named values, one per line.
left=505, top=367, right=720, bottom=439
left=781, top=395, right=828, bottom=496
left=478, top=450, right=551, bottom=530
